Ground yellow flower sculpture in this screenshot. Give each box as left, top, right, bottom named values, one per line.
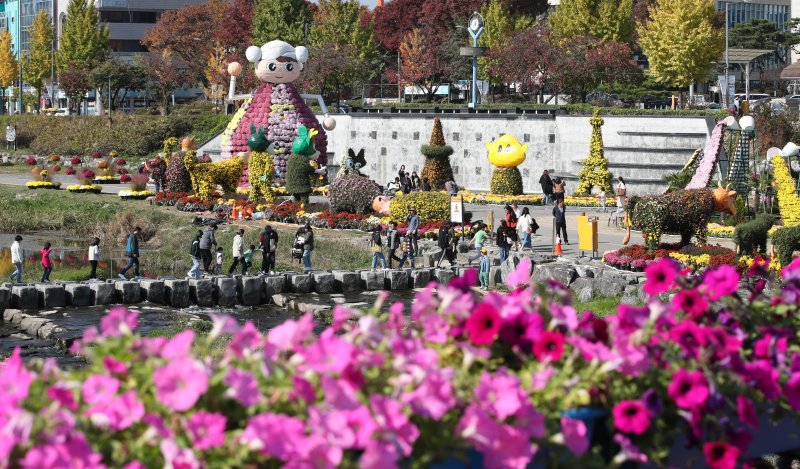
left=248, top=150, right=276, bottom=205
left=184, top=149, right=245, bottom=200
left=487, top=134, right=527, bottom=195
left=772, top=155, right=800, bottom=227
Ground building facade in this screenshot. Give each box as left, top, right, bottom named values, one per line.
left=716, top=0, right=791, bottom=30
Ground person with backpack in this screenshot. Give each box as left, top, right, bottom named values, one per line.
left=119, top=227, right=142, bottom=280
left=88, top=237, right=100, bottom=280
left=187, top=230, right=202, bottom=279
left=406, top=207, right=420, bottom=256
left=199, top=225, right=218, bottom=274
left=40, top=242, right=53, bottom=283
left=291, top=226, right=306, bottom=266
left=516, top=208, right=538, bottom=252
left=436, top=221, right=456, bottom=268
left=386, top=221, right=402, bottom=268
left=301, top=223, right=314, bottom=272
left=228, top=229, right=245, bottom=276
left=369, top=227, right=387, bottom=270
left=259, top=224, right=279, bottom=275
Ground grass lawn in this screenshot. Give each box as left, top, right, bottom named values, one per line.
left=0, top=184, right=371, bottom=281
left=573, top=296, right=626, bottom=317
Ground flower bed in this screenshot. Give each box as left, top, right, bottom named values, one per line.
left=119, top=190, right=155, bottom=200
left=686, top=121, right=725, bottom=189
left=772, top=155, right=800, bottom=227
left=459, top=190, right=544, bottom=206
left=707, top=223, right=779, bottom=239
left=175, top=196, right=215, bottom=212
left=152, top=191, right=192, bottom=206
left=93, top=176, right=121, bottom=184
left=25, top=181, right=61, bottom=189
left=66, top=184, right=102, bottom=194
left=4, top=258, right=800, bottom=468
left=603, top=243, right=737, bottom=272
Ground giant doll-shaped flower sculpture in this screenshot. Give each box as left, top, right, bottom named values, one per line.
left=487, top=134, right=527, bottom=195
left=220, top=40, right=330, bottom=187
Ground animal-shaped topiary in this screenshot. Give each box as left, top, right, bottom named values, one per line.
left=183, top=136, right=245, bottom=200
left=285, top=125, right=326, bottom=207
left=624, top=182, right=737, bottom=250
left=247, top=124, right=276, bottom=204
left=337, top=148, right=367, bottom=178
left=733, top=214, right=775, bottom=254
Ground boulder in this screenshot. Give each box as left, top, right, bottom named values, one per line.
left=139, top=279, right=165, bottom=304
left=385, top=270, right=408, bottom=290
left=164, top=279, right=190, bottom=308
left=20, top=316, right=49, bottom=337
left=11, top=285, right=38, bottom=310
left=189, top=279, right=214, bottom=307
left=264, top=275, right=287, bottom=299
left=488, top=266, right=503, bottom=287
left=569, top=278, right=596, bottom=302
left=549, top=266, right=578, bottom=287
left=596, top=277, right=626, bottom=298
left=420, top=249, right=442, bottom=268
left=360, top=271, right=385, bottom=291
left=215, top=277, right=237, bottom=306
left=237, top=276, right=264, bottom=306
left=115, top=281, right=141, bottom=304
left=36, top=284, right=66, bottom=308
left=90, top=282, right=116, bottom=305
left=333, top=271, right=360, bottom=293
left=312, top=273, right=335, bottom=294
left=65, top=284, right=92, bottom=307
left=290, top=274, right=313, bottom=294
left=410, top=269, right=431, bottom=288
left=433, top=269, right=455, bottom=285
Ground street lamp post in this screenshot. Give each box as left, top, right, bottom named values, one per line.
left=460, top=12, right=485, bottom=109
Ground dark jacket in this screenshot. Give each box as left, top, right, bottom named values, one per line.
left=539, top=174, right=553, bottom=194
left=496, top=226, right=508, bottom=248
left=438, top=226, right=453, bottom=250
left=260, top=228, right=278, bottom=253
left=387, top=229, right=401, bottom=249
left=199, top=227, right=216, bottom=249
left=189, top=236, right=200, bottom=258
left=125, top=234, right=139, bottom=256
left=303, top=230, right=314, bottom=251
left=553, top=206, right=567, bottom=225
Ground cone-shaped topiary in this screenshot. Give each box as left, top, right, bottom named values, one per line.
left=421, top=117, right=454, bottom=190
left=329, top=174, right=382, bottom=214
left=576, top=109, right=613, bottom=196
left=490, top=167, right=524, bottom=195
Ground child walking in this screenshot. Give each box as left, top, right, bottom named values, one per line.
left=241, top=244, right=259, bottom=275
left=215, top=247, right=224, bottom=275
left=598, top=189, right=607, bottom=212
left=398, top=235, right=415, bottom=268
left=88, top=237, right=100, bottom=280
left=479, top=247, right=490, bottom=290
left=41, top=242, right=53, bottom=282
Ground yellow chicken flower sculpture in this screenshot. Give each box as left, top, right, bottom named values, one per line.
left=487, top=134, right=527, bottom=195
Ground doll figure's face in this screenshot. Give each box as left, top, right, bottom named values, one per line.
left=255, top=57, right=302, bottom=84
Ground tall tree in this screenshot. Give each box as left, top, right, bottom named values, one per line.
left=479, top=0, right=516, bottom=86
left=58, top=61, right=91, bottom=112
left=22, top=9, right=55, bottom=112
left=373, top=0, right=427, bottom=52
left=0, top=31, right=19, bottom=114
left=91, top=58, right=148, bottom=110
left=550, top=0, right=634, bottom=43
left=730, top=18, right=800, bottom=63
left=638, top=0, right=723, bottom=89
left=300, top=43, right=360, bottom=100
left=139, top=53, right=191, bottom=115
left=489, top=24, right=560, bottom=101
left=252, top=0, right=312, bottom=46
left=396, top=28, right=448, bottom=101
left=58, top=0, right=108, bottom=72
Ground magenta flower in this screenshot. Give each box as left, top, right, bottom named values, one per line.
left=560, top=416, right=589, bottom=456
left=241, top=412, right=307, bottom=459
left=302, top=329, right=355, bottom=374
left=20, top=434, right=105, bottom=469
left=186, top=412, right=226, bottom=450
left=670, top=320, right=707, bottom=358
left=482, top=423, right=536, bottom=469
left=266, top=314, right=313, bottom=352
left=612, top=400, right=651, bottom=435
left=474, top=370, right=523, bottom=420
left=100, top=306, right=138, bottom=337
left=703, top=441, right=741, bottom=469
left=152, top=358, right=209, bottom=412
left=47, top=383, right=77, bottom=411
left=103, top=390, right=145, bottom=431
left=744, top=359, right=781, bottom=399
left=643, top=258, right=678, bottom=295
left=784, top=372, right=800, bottom=410
left=533, top=331, right=565, bottom=362
left=667, top=369, right=709, bottom=409
left=614, top=434, right=648, bottom=463
left=82, top=374, right=120, bottom=406
left=403, top=367, right=457, bottom=420
left=0, top=348, right=35, bottom=408
left=102, top=356, right=128, bottom=375
left=737, top=395, right=758, bottom=428
left=159, top=439, right=200, bottom=469
left=506, top=257, right=532, bottom=289
left=465, top=303, right=502, bottom=346
left=615, top=304, right=650, bottom=333
left=160, top=330, right=195, bottom=359
left=368, top=395, right=419, bottom=458
left=672, top=288, right=709, bottom=318
left=499, top=312, right=543, bottom=348
left=702, top=265, right=740, bottom=301
left=208, top=313, right=241, bottom=341
left=224, top=368, right=262, bottom=408
left=447, top=267, right=478, bottom=293
left=421, top=313, right=451, bottom=344
left=227, top=322, right=263, bottom=358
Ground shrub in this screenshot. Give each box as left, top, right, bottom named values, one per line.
left=25, top=157, right=36, bottom=165
left=328, top=174, right=382, bottom=214
left=420, top=117, right=454, bottom=190
left=629, top=189, right=716, bottom=249
left=733, top=214, right=775, bottom=254
left=130, top=173, right=150, bottom=192
left=490, top=167, right=523, bottom=195
left=120, top=174, right=131, bottom=183
left=772, top=226, right=800, bottom=266
left=389, top=191, right=449, bottom=222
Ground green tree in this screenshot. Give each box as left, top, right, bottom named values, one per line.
left=252, top=0, right=312, bottom=46
left=91, top=58, right=148, bottom=111
left=58, top=0, right=108, bottom=72
left=0, top=31, right=19, bottom=114
left=637, top=0, right=723, bottom=89
left=550, top=0, right=634, bottom=43
left=22, top=9, right=55, bottom=112
left=730, top=18, right=800, bottom=63
left=479, top=0, right=516, bottom=86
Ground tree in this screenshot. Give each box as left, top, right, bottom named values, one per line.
left=139, top=53, right=191, bottom=115
left=373, top=0, right=427, bottom=52
left=638, top=0, right=723, bottom=89
left=730, top=18, right=800, bottom=63
left=396, top=28, right=448, bottom=101
left=0, top=31, right=19, bottom=114
left=58, top=62, right=91, bottom=112
left=91, top=58, right=148, bottom=110
left=550, top=0, right=634, bottom=43
left=489, top=24, right=560, bottom=101
left=22, top=9, right=55, bottom=112
left=252, top=0, right=312, bottom=46
left=479, top=0, right=516, bottom=87
left=299, top=43, right=360, bottom=102
left=58, top=0, right=108, bottom=72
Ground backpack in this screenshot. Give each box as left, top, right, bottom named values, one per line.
left=291, top=235, right=305, bottom=259
left=371, top=230, right=382, bottom=246
left=437, top=227, right=450, bottom=249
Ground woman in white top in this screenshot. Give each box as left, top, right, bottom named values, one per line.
left=9, top=235, right=22, bottom=283
left=615, top=176, right=627, bottom=219
left=516, top=207, right=536, bottom=251
left=88, top=237, right=100, bottom=280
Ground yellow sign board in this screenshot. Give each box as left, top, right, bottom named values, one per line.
left=577, top=215, right=598, bottom=253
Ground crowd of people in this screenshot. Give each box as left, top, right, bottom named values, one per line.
left=387, top=165, right=460, bottom=195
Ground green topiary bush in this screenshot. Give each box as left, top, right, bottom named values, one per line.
left=420, top=117, right=455, bottom=190
left=490, top=167, right=523, bottom=195
left=389, top=191, right=449, bottom=222
left=328, top=174, right=382, bottom=214
left=772, top=226, right=800, bottom=267
left=733, top=213, right=775, bottom=254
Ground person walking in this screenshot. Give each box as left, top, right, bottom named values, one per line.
left=228, top=229, right=245, bottom=276
left=436, top=221, right=456, bottom=268
left=553, top=200, right=569, bottom=245
left=398, top=165, right=406, bottom=181
left=187, top=230, right=202, bottom=279
left=406, top=207, right=420, bottom=256
left=467, top=225, right=489, bottom=265
left=40, top=242, right=53, bottom=282
left=199, top=225, right=217, bottom=274
left=614, top=176, right=627, bottom=221
left=242, top=244, right=258, bottom=275
left=552, top=177, right=566, bottom=204
left=517, top=208, right=537, bottom=251
left=369, top=227, right=387, bottom=270
left=259, top=224, right=279, bottom=275
left=9, top=235, right=23, bottom=283
left=386, top=221, right=402, bottom=268
left=88, top=237, right=100, bottom=280
left=497, top=221, right=510, bottom=263
left=411, top=171, right=421, bottom=191
left=302, top=223, right=314, bottom=272
left=478, top=248, right=490, bottom=290
left=539, top=170, right=554, bottom=205
left=598, top=189, right=607, bottom=212
left=119, top=227, right=142, bottom=279
left=398, top=234, right=415, bottom=268
left=215, top=247, right=224, bottom=275
left=504, top=205, right=519, bottom=251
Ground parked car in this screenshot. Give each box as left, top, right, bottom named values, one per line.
left=586, top=92, right=628, bottom=108
left=54, top=108, right=70, bottom=116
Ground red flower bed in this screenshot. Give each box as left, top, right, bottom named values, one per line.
left=153, top=192, right=191, bottom=206
left=605, top=243, right=737, bottom=272
left=115, top=158, right=127, bottom=166
left=270, top=202, right=302, bottom=220
left=117, top=168, right=128, bottom=175
left=70, top=157, right=81, bottom=165
left=91, top=151, right=102, bottom=159
left=65, top=167, right=76, bottom=175
left=120, top=174, right=131, bottom=183
left=25, top=157, right=36, bottom=166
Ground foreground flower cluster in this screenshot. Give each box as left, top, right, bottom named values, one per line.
left=2, top=257, right=800, bottom=468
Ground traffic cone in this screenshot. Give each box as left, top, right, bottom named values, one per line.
left=554, top=236, right=563, bottom=256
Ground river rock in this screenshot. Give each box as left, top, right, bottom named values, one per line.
left=384, top=270, right=408, bottom=290
left=596, top=277, right=626, bottom=298
left=139, top=280, right=165, bottom=304
left=569, top=277, right=596, bottom=302
left=420, top=249, right=442, bottom=268
left=237, top=276, right=264, bottom=306
left=11, top=286, right=38, bottom=310
left=20, top=316, right=49, bottom=337
left=0, top=287, right=9, bottom=312
left=38, top=322, right=62, bottom=339
left=90, top=282, right=116, bottom=305
left=489, top=266, right=503, bottom=287
left=36, top=284, right=65, bottom=308
left=360, top=271, right=385, bottom=291
left=65, top=284, right=92, bottom=307
left=164, top=279, right=189, bottom=308
left=290, top=274, right=313, bottom=294
left=332, top=271, right=360, bottom=293
left=264, top=275, right=287, bottom=299
left=433, top=269, right=454, bottom=284
left=312, top=273, right=335, bottom=294
left=214, top=277, right=237, bottom=306
left=410, top=269, right=431, bottom=288
left=189, top=279, right=214, bottom=306
left=115, top=281, right=141, bottom=304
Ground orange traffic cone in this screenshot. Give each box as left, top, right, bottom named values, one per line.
left=554, top=236, right=563, bottom=256
left=231, top=207, right=239, bottom=219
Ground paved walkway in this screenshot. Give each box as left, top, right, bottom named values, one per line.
left=0, top=172, right=143, bottom=195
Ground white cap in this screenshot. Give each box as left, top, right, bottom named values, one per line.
left=246, top=40, right=309, bottom=64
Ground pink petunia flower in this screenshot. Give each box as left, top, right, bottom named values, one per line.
left=465, top=304, right=502, bottom=346
left=266, top=313, right=313, bottom=352
left=82, top=374, right=120, bottom=406
left=506, top=257, right=532, bottom=289
left=208, top=313, right=241, bottom=341
left=783, top=372, right=800, bottom=410
left=186, top=412, right=226, bottom=450
left=670, top=320, right=707, bottom=358
left=227, top=322, right=263, bottom=358
left=48, top=383, right=77, bottom=412
left=0, top=348, right=36, bottom=408
left=473, top=370, right=523, bottom=420
left=643, top=258, right=678, bottom=295
left=667, top=369, right=709, bottom=409
left=159, top=330, right=195, bottom=360
left=499, top=311, right=544, bottom=348
left=100, top=306, right=138, bottom=337
left=560, top=416, right=589, bottom=456
left=302, top=329, right=356, bottom=374
left=614, top=434, right=648, bottom=464
left=737, top=395, right=758, bottom=429
left=672, top=288, right=709, bottom=318
left=702, top=265, right=740, bottom=301
left=20, top=434, right=106, bottom=469
left=159, top=439, right=200, bottom=469
left=368, top=395, right=419, bottom=458
left=612, top=400, right=651, bottom=435
left=224, top=368, right=262, bottom=408
left=102, top=356, right=128, bottom=375
left=533, top=331, right=565, bottom=362
left=703, top=441, right=741, bottom=469
left=152, top=358, right=209, bottom=412
left=403, top=367, right=457, bottom=420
